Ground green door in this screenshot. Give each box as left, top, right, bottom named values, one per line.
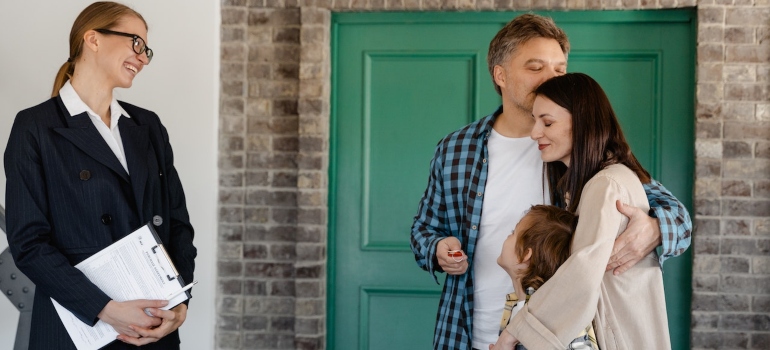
left=329, top=10, right=695, bottom=350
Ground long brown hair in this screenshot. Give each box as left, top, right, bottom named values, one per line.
left=515, top=205, right=577, bottom=290
left=535, top=73, right=651, bottom=213
left=487, top=13, right=570, bottom=96
left=52, top=1, right=147, bottom=97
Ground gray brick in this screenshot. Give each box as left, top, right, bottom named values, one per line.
left=697, top=121, right=721, bottom=138
left=270, top=280, right=296, bottom=296
left=244, top=207, right=269, bottom=223
left=755, top=180, right=770, bottom=198
left=296, top=264, right=323, bottom=278
left=752, top=333, right=770, bottom=349
left=721, top=331, right=750, bottom=348
left=755, top=257, right=770, bottom=274
left=296, top=281, right=323, bottom=298
left=726, top=7, right=770, bottom=26
left=217, top=331, right=241, bottom=348
left=222, top=8, right=248, bottom=25
left=698, top=44, right=724, bottom=63
left=295, top=336, right=323, bottom=350
left=725, top=122, right=770, bottom=139
left=244, top=280, right=267, bottom=295
left=755, top=218, right=770, bottom=236
left=722, top=180, right=752, bottom=197
left=245, top=170, right=269, bottom=186
left=295, top=317, right=321, bottom=334
left=270, top=243, right=296, bottom=260
left=222, top=27, right=245, bottom=42
left=721, top=314, right=770, bottom=331
left=296, top=299, right=324, bottom=316
left=692, top=293, right=720, bottom=311
left=724, top=141, right=752, bottom=158
left=724, top=199, right=770, bottom=217
left=219, top=295, right=243, bottom=314
left=245, top=262, right=294, bottom=277
left=722, top=275, right=758, bottom=293
left=219, top=261, right=244, bottom=276
left=219, top=242, right=243, bottom=260
left=724, top=83, right=770, bottom=101
left=219, top=278, right=243, bottom=295
left=692, top=330, right=723, bottom=348
left=218, top=315, right=242, bottom=331
left=244, top=243, right=269, bottom=259
left=219, top=224, right=244, bottom=242
left=695, top=198, right=721, bottom=216
left=694, top=255, right=720, bottom=273
left=696, top=159, right=721, bottom=178
left=271, top=316, right=296, bottom=331
left=692, top=311, right=720, bottom=329
left=723, top=219, right=752, bottom=236
left=698, top=25, right=724, bottom=44
left=695, top=218, right=720, bottom=236
left=725, top=27, right=756, bottom=44
left=694, top=275, right=720, bottom=292
left=242, top=315, right=269, bottom=330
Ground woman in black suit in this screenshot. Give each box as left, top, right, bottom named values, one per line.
left=4, top=2, right=196, bottom=349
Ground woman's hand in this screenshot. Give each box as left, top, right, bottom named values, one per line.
left=489, top=328, right=518, bottom=350
left=436, top=237, right=468, bottom=275
left=607, top=200, right=662, bottom=275
left=117, top=303, right=188, bottom=345
left=97, top=299, right=168, bottom=338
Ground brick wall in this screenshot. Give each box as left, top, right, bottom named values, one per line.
left=217, top=0, right=770, bottom=349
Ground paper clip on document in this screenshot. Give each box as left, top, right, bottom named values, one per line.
left=151, top=244, right=180, bottom=281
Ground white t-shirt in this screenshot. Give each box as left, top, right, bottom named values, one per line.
left=471, top=129, right=546, bottom=349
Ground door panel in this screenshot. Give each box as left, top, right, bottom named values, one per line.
left=330, top=10, right=695, bottom=350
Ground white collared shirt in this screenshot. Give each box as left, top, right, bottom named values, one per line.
left=59, top=81, right=130, bottom=174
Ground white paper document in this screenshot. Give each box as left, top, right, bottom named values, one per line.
left=52, top=224, right=190, bottom=350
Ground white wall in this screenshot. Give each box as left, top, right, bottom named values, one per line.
left=0, top=1, right=218, bottom=349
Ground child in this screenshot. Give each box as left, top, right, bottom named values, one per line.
left=496, top=205, right=598, bottom=350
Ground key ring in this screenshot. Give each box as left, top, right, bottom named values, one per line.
left=447, top=250, right=464, bottom=262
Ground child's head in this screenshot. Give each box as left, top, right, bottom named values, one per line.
left=498, top=205, right=577, bottom=290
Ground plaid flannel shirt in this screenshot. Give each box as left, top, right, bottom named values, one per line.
left=410, top=107, right=693, bottom=350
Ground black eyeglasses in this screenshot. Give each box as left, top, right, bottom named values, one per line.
left=95, top=28, right=153, bottom=63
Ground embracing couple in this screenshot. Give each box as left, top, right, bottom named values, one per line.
left=410, top=14, right=692, bottom=350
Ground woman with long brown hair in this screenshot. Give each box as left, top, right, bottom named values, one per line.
left=492, top=73, right=675, bottom=349
left=5, top=2, right=196, bottom=348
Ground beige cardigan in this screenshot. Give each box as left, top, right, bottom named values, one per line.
left=507, top=164, right=670, bottom=350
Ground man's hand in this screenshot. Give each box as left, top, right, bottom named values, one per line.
left=117, top=303, right=188, bottom=345
left=436, top=237, right=468, bottom=275
left=489, top=327, right=518, bottom=350
left=608, top=200, right=662, bottom=275
left=97, top=299, right=168, bottom=338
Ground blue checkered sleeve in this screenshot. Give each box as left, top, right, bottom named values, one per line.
left=411, top=140, right=450, bottom=284
left=643, top=179, right=693, bottom=265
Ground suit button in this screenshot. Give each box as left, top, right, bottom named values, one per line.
left=152, top=215, right=163, bottom=226
left=79, top=170, right=91, bottom=181
left=101, top=214, right=112, bottom=225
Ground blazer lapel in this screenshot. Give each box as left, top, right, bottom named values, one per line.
left=52, top=98, right=130, bottom=182
left=119, top=116, right=150, bottom=214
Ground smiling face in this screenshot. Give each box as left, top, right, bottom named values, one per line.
left=531, top=95, right=573, bottom=166
left=493, top=37, right=567, bottom=115
left=95, top=15, right=149, bottom=89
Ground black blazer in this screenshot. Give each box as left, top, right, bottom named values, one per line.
left=5, top=96, right=197, bottom=350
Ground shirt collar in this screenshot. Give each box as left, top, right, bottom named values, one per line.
left=59, top=80, right=131, bottom=123
left=476, top=105, right=502, bottom=139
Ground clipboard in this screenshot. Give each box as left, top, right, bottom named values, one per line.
left=51, top=223, right=194, bottom=350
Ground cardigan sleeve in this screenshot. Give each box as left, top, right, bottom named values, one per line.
left=507, top=174, right=627, bottom=349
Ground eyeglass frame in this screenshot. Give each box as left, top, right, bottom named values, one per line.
left=94, top=28, right=153, bottom=62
